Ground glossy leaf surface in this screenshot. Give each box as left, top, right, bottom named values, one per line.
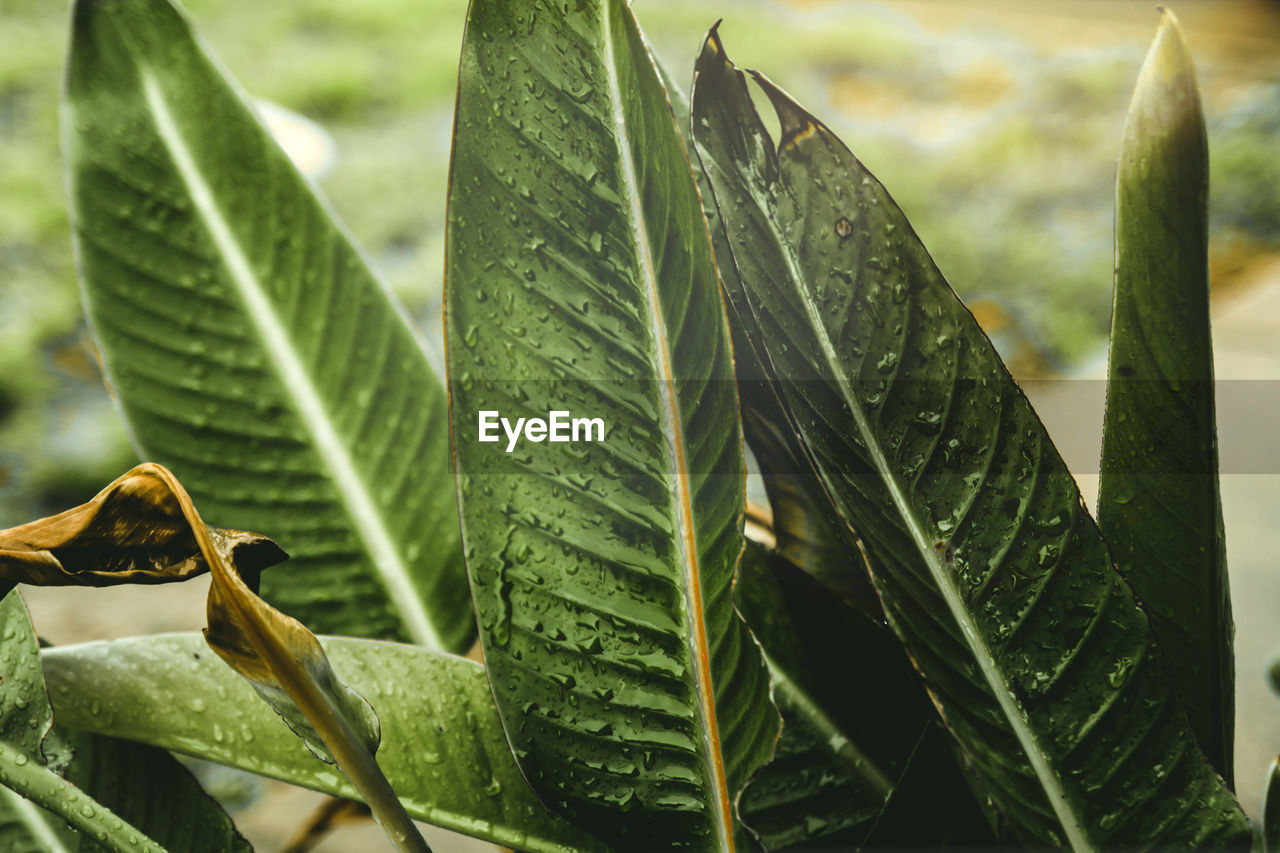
left=41, top=634, right=609, bottom=853
left=0, top=591, right=166, bottom=853
left=64, top=0, right=471, bottom=649
left=0, top=727, right=253, bottom=853
left=446, top=2, right=777, bottom=848
left=659, top=58, right=881, bottom=620
left=690, top=30, right=1249, bottom=849
left=1098, top=8, right=1232, bottom=784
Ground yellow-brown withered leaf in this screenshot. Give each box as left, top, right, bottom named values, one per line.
left=5, top=462, right=425, bottom=850
left=0, top=463, right=285, bottom=587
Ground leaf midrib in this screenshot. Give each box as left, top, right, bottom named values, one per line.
left=136, top=70, right=442, bottom=650
left=599, top=5, right=734, bottom=850
left=760, top=136, right=1089, bottom=850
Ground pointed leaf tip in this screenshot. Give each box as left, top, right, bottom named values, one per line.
left=748, top=71, right=825, bottom=151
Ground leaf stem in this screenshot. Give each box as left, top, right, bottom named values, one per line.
left=0, top=741, right=165, bottom=853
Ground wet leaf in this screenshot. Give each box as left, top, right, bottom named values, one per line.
left=734, top=541, right=990, bottom=849
left=0, top=727, right=253, bottom=853
left=445, top=1, right=778, bottom=848
left=690, top=27, right=1249, bottom=849
left=1098, top=7, right=1233, bottom=784
left=0, top=590, right=168, bottom=852
left=42, top=634, right=610, bottom=853
left=64, top=0, right=472, bottom=650
left=659, top=57, right=882, bottom=620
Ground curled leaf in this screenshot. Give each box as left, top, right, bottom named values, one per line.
left=3, top=463, right=426, bottom=852
left=0, top=464, right=283, bottom=587
left=203, top=529, right=379, bottom=764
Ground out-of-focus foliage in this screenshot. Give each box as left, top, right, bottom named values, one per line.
left=3, top=0, right=1277, bottom=525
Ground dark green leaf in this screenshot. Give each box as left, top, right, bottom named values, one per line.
left=658, top=54, right=880, bottom=619
left=734, top=542, right=988, bottom=849
left=690, top=28, right=1249, bottom=849
left=446, top=2, right=778, bottom=848
left=42, top=634, right=610, bottom=853
left=64, top=0, right=471, bottom=650
left=1098, top=7, right=1232, bottom=784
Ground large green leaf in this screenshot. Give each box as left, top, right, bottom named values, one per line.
left=656, top=57, right=881, bottom=621
left=690, top=29, right=1249, bottom=849
left=41, top=634, right=609, bottom=853
left=445, top=1, right=778, bottom=848
left=734, top=541, right=992, bottom=849
left=0, top=727, right=252, bottom=853
left=63, top=0, right=471, bottom=650
left=1098, top=8, right=1232, bottom=785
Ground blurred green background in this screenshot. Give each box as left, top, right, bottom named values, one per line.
left=2, top=1, right=1279, bottom=849
left=3, top=0, right=1279, bottom=522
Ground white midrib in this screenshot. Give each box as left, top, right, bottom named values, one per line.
left=1, top=782, right=71, bottom=853
left=141, top=72, right=443, bottom=650
left=600, top=9, right=734, bottom=853
left=767, top=217, right=1090, bottom=851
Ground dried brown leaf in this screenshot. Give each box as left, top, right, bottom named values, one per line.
left=0, top=464, right=284, bottom=587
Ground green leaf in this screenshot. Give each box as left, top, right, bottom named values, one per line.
left=1270, top=651, right=1280, bottom=698
left=1266, top=758, right=1280, bottom=853
left=734, top=541, right=989, bottom=849
left=41, top=634, right=610, bottom=853
left=63, top=0, right=471, bottom=650
left=445, top=2, right=778, bottom=848
left=0, top=728, right=252, bottom=853
left=1098, top=7, right=1232, bottom=785
left=0, top=591, right=167, bottom=853
left=658, top=57, right=881, bottom=619
left=690, top=28, right=1250, bottom=850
